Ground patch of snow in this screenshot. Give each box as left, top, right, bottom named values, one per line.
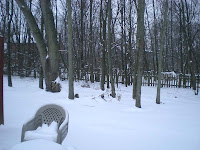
left=54, top=76, right=61, bottom=84
left=0, top=76, right=200, bottom=150
left=11, top=139, right=67, bottom=150
left=161, top=71, right=176, bottom=76
left=4, top=43, right=7, bottom=50
left=24, top=121, right=58, bottom=142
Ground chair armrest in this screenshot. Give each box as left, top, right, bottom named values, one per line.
left=21, top=118, right=36, bottom=142
left=57, top=115, right=69, bottom=144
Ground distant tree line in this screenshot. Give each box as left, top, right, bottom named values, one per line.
left=0, top=0, right=199, bottom=105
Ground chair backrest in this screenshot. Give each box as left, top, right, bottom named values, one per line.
left=35, top=104, right=66, bottom=126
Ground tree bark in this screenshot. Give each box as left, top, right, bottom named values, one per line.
left=6, top=0, right=13, bottom=87
left=15, top=0, right=60, bottom=92
left=170, top=0, right=174, bottom=71
left=68, top=0, right=74, bottom=99
left=89, top=0, right=94, bottom=83
left=156, top=0, right=168, bottom=104
left=80, top=0, right=84, bottom=69
left=39, top=66, right=43, bottom=89
left=108, top=0, right=116, bottom=98
left=40, top=0, right=60, bottom=92
left=100, top=0, right=106, bottom=91
left=135, top=0, right=145, bottom=108
left=152, top=0, right=158, bottom=74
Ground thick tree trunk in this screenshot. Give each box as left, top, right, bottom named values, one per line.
left=15, top=0, right=60, bottom=92
left=156, top=0, right=168, bottom=104
left=135, top=0, right=145, bottom=108
left=40, top=0, right=60, bottom=92
left=68, top=0, right=74, bottom=99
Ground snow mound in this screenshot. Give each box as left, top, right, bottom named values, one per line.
left=24, top=121, right=58, bottom=142
left=11, top=139, right=67, bottom=150
left=161, top=71, right=176, bottom=76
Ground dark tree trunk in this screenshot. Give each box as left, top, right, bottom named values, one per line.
left=6, top=0, right=13, bottom=87
left=100, top=0, right=106, bottom=91
left=89, top=0, right=94, bottom=83
left=107, top=0, right=115, bottom=98
left=68, top=0, right=74, bottom=99
left=120, top=0, right=124, bottom=84
left=39, top=66, right=43, bottom=89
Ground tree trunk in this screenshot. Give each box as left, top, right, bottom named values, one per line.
left=156, top=0, right=168, bottom=104
left=6, top=0, right=13, bottom=87
left=170, top=0, right=174, bottom=71
left=120, top=0, right=124, bottom=84
left=128, top=0, right=133, bottom=81
left=80, top=0, right=84, bottom=69
left=100, top=0, right=106, bottom=91
left=153, top=0, right=158, bottom=74
left=89, top=0, right=94, bottom=83
left=135, top=0, right=145, bottom=108
left=133, top=47, right=138, bottom=99
left=39, top=66, right=43, bottom=89
left=179, top=3, right=183, bottom=73
left=108, top=0, right=116, bottom=98
left=40, top=0, right=60, bottom=92
left=123, top=0, right=127, bottom=87
left=15, top=0, right=61, bottom=92
left=68, top=0, right=74, bottom=99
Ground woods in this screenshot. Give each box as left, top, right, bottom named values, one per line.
left=0, top=0, right=200, bottom=105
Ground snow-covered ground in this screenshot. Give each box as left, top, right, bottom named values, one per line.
left=0, top=76, right=200, bottom=150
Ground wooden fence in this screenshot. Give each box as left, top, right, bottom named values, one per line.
left=9, top=67, right=199, bottom=95
left=60, top=70, right=199, bottom=95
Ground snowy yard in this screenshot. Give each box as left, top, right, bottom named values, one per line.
left=0, top=76, right=200, bottom=150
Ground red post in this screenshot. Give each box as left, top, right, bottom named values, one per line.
left=0, top=37, right=4, bottom=125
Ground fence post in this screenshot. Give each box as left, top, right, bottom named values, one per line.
left=178, top=74, right=182, bottom=88
left=148, top=72, right=150, bottom=86
left=0, top=37, right=4, bottom=125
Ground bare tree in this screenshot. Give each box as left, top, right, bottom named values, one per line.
left=134, top=0, right=145, bottom=108
left=156, top=0, right=168, bottom=104
left=15, top=0, right=61, bottom=92
left=89, top=0, right=94, bottom=83
left=68, top=0, right=74, bottom=99
left=108, top=0, right=116, bottom=98
left=6, top=0, right=13, bottom=87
